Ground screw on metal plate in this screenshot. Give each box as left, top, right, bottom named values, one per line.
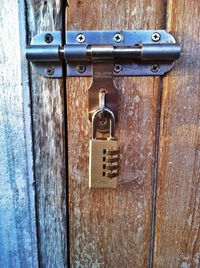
left=114, top=64, right=122, bottom=73
left=44, top=33, right=53, bottom=43
left=45, top=66, right=54, bottom=76
left=77, top=64, right=86, bottom=73
left=151, top=64, right=160, bottom=73
left=113, top=33, right=122, bottom=43
left=76, top=33, right=86, bottom=43
left=152, top=32, right=161, bottom=42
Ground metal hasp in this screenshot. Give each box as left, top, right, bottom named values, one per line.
left=26, top=30, right=181, bottom=78
left=26, top=30, right=181, bottom=131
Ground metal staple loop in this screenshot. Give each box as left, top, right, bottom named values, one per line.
left=99, top=90, right=106, bottom=117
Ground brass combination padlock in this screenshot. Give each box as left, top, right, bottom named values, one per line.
left=89, top=107, right=119, bottom=188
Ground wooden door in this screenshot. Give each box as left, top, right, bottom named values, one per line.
left=66, top=1, right=163, bottom=267
left=1, top=0, right=199, bottom=267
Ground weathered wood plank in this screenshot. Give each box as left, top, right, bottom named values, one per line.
left=154, top=0, right=200, bottom=267
left=26, top=0, right=68, bottom=267
left=0, top=0, right=38, bottom=267
left=66, top=1, right=164, bottom=266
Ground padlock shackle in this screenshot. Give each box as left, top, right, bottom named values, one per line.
left=92, top=108, right=115, bottom=139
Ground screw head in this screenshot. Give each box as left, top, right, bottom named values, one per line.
left=113, top=33, right=122, bottom=43
left=76, top=34, right=85, bottom=43
left=45, top=66, right=54, bottom=76
left=114, top=64, right=123, bottom=73
left=44, top=33, right=53, bottom=43
left=152, top=32, right=161, bottom=42
left=151, top=64, right=160, bottom=73
left=77, top=64, right=86, bottom=74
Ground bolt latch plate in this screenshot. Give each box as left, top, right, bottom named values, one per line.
left=26, top=30, right=181, bottom=78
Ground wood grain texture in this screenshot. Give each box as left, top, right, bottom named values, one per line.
left=26, top=0, right=68, bottom=267
left=66, top=1, right=164, bottom=266
left=0, top=0, right=38, bottom=267
left=154, top=0, right=200, bottom=267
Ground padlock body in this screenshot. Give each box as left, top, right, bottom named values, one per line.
left=89, top=138, right=119, bottom=188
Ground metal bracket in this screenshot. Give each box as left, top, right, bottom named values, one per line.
left=26, top=30, right=181, bottom=131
